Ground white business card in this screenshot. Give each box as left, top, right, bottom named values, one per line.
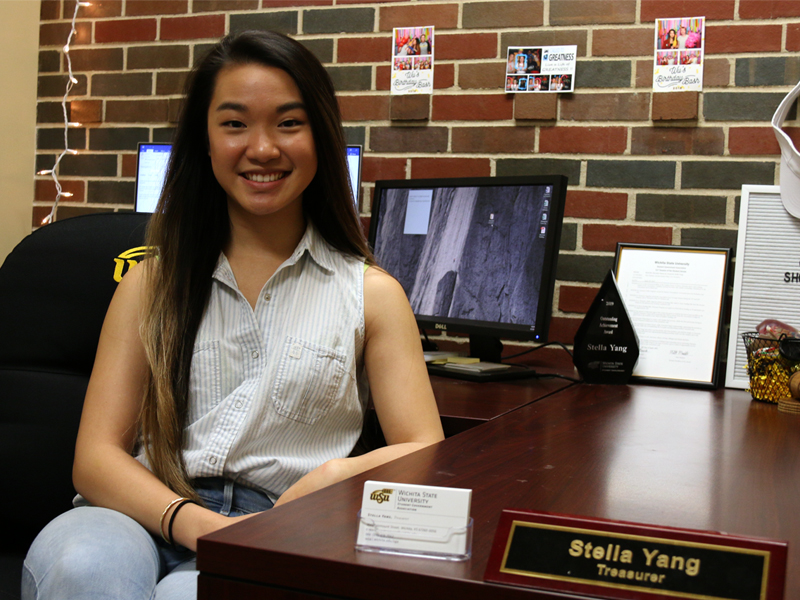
left=356, top=481, right=472, bottom=558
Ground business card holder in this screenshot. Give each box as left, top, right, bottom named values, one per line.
left=355, top=511, right=473, bottom=561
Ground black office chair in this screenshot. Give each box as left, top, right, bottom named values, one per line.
left=0, top=213, right=150, bottom=599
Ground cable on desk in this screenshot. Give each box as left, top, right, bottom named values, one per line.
left=503, top=340, right=574, bottom=360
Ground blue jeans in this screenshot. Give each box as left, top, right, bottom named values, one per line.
left=22, top=478, right=274, bottom=600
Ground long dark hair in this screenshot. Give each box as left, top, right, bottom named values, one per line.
left=140, top=30, right=371, bottom=500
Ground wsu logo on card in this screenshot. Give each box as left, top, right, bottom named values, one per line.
left=369, top=489, right=394, bottom=504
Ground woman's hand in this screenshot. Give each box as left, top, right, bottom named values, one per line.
left=170, top=505, right=259, bottom=551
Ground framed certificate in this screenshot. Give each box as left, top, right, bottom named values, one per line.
left=614, top=243, right=730, bottom=388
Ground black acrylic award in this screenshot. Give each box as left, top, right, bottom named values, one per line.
left=573, top=270, right=639, bottom=384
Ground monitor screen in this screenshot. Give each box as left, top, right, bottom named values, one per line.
left=135, top=143, right=363, bottom=213
left=346, top=145, right=362, bottom=210
left=369, top=175, right=567, bottom=361
left=135, top=142, right=172, bottom=213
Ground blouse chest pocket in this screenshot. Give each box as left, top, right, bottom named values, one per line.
left=188, top=340, right=222, bottom=424
left=271, top=336, right=347, bottom=425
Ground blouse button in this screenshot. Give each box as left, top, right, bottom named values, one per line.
left=209, top=456, right=217, bottom=465
left=252, top=350, right=259, bottom=359
left=264, top=293, right=271, bottom=302
left=235, top=400, right=243, bottom=409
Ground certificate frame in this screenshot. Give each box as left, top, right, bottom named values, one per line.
left=725, top=185, right=800, bottom=389
left=614, top=243, right=731, bottom=389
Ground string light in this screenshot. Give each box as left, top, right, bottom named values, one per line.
left=41, top=1, right=91, bottom=225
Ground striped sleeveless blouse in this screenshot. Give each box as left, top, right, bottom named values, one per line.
left=181, top=223, right=368, bottom=500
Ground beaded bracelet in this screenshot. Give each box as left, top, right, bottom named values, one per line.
left=167, top=499, right=196, bottom=550
left=159, top=497, right=188, bottom=544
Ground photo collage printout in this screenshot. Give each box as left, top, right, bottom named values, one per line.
left=505, top=46, right=577, bottom=93
left=391, top=26, right=434, bottom=95
left=653, top=16, right=705, bottom=92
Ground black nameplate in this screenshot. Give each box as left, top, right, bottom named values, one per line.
left=485, top=510, right=787, bottom=600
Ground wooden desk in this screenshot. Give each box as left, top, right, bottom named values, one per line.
left=429, top=371, right=574, bottom=436
left=198, top=385, right=800, bottom=599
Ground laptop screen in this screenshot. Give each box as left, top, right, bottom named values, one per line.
left=134, top=142, right=171, bottom=213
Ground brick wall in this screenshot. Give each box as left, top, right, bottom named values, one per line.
left=34, top=0, right=800, bottom=349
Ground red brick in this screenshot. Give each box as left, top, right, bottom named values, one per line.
left=338, top=95, right=390, bottom=121
left=64, top=0, right=122, bottom=18
left=462, top=1, right=543, bottom=29
left=435, top=33, right=497, bottom=60
left=39, top=22, right=91, bottom=46
left=592, top=28, right=652, bottom=57
left=704, top=58, right=731, bottom=87
left=432, top=94, right=513, bottom=121
left=583, top=224, right=672, bottom=252
left=788, top=23, right=800, bottom=51
left=740, top=0, right=800, bottom=18
left=550, top=0, right=636, bottom=25
left=559, top=285, right=600, bottom=314
left=651, top=92, right=698, bottom=121
left=452, top=127, right=536, bottom=153
left=410, top=158, right=491, bottom=179
left=35, top=179, right=85, bottom=203
left=434, top=64, right=455, bottom=89
left=95, top=19, right=157, bottom=43
left=370, top=127, right=448, bottom=153
left=122, top=153, right=138, bottom=177
left=156, top=71, right=190, bottom=95
left=560, top=93, right=650, bottom=121
left=106, top=99, right=170, bottom=122
left=459, top=62, right=506, bottom=90
left=125, top=0, right=188, bottom=16
left=70, top=48, right=125, bottom=72
left=729, top=127, right=800, bottom=156
left=168, top=99, right=183, bottom=123
left=376, top=65, right=391, bottom=91
left=565, top=191, right=628, bottom=219
left=635, top=59, right=652, bottom=88
left=192, top=0, right=259, bottom=11
left=261, top=0, right=331, bottom=5
left=161, top=15, right=225, bottom=40
left=40, top=0, right=60, bottom=20
left=632, top=127, right=723, bottom=155
left=706, top=25, right=782, bottom=54
left=338, top=36, right=392, bottom=63
left=360, top=216, right=370, bottom=236
left=70, top=100, right=103, bottom=124
left=343, top=0, right=401, bottom=4
left=378, top=4, right=459, bottom=31
left=540, top=127, right=627, bottom=154
left=548, top=316, right=582, bottom=345
left=641, top=0, right=734, bottom=21
left=390, top=95, right=429, bottom=121
left=514, top=94, right=557, bottom=120
left=362, top=157, right=407, bottom=182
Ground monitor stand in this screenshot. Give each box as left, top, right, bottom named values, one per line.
left=426, top=334, right=540, bottom=382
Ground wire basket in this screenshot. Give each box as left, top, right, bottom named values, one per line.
left=742, top=332, right=800, bottom=403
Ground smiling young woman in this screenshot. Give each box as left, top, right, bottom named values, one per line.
left=22, top=30, right=443, bottom=600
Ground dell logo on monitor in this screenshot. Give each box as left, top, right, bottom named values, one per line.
left=435, top=323, right=447, bottom=330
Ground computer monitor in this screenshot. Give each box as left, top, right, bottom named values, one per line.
left=134, top=142, right=363, bottom=213
left=346, top=145, right=362, bottom=210
left=369, top=175, right=567, bottom=379
left=135, top=142, right=172, bottom=213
